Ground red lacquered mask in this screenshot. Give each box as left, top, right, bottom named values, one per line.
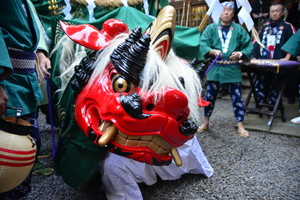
left=61, top=6, right=199, bottom=166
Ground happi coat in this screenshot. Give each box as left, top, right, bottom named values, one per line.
left=253, top=19, right=295, bottom=59
left=281, top=29, right=300, bottom=57
left=0, top=0, right=48, bottom=116
left=200, top=21, right=253, bottom=84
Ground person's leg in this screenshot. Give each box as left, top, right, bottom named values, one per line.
left=22, top=112, right=41, bottom=154
left=197, top=81, right=220, bottom=133
left=228, top=82, right=249, bottom=138
left=255, top=72, right=270, bottom=104
left=285, top=70, right=299, bottom=104
left=153, top=137, right=214, bottom=179
left=291, top=84, right=300, bottom=123
left=268, top=84, right=279, bottom=106
left=99, top=153, right=156, bottom=200
left=21, top=112, right=54, bottom=176
left=99, top=137, right=214, bottom=200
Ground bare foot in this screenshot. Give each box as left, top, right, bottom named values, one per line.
left=237, top=122, right=249, bottom=138
left=197, top=123, right=209, bottom=133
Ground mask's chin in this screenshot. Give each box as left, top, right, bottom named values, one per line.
left=96, top=120, right=183, bottom=166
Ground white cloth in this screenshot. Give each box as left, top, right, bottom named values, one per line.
left=99, top=137, right=214, bottom=200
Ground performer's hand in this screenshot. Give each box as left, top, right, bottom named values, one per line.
left=280, top=53, right=291, bottom=60
left=252, top=13, right=259, bottom=19
left=209, top=49, right=222, bottom=58
left=230, top=52, right=241, bottom=61
left=37, top=51, right=51, bottom=78
left=262, top=13, right=268, bottom=17
left=0, top=85, right=8, bottom=115
left=297, top=55, right=300, bottom=62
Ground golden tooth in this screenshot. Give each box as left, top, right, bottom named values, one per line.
left=98, top=124, right=118, bottom=146
left=171, top=147, right=182, bottom=167
left=99, top=121, right=111, bottom=132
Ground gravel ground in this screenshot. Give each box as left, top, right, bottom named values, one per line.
left=28, top=98, right=300, bottom=200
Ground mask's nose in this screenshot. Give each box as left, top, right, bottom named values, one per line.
left=142, top=88, right=189, bottom=123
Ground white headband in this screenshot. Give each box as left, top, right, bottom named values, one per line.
left=221, top=1, right=234, bottom=9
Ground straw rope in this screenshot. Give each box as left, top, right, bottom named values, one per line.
left=70, top=0, right=142, bottom=7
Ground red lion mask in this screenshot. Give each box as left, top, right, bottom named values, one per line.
left=60, top=6, right=200, bottom=167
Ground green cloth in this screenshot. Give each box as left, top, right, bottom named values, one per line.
left=0, top=0, right=39, bottom=51
left=173, top=27, right=203, bottom=60
left=148, top=0, right=169, bottom=16
left=54, top=79, right=107, bottom=188
left=281, top=29, right=300, bottom=57
left=0, top=29, right=13, bottom=71
left=29, top=0, right=50, bottom=106
left=29, top=0, right=49, bottom=54
left=200, top=21, right=253, bottom=84
left=0, top=0, right=43, bottom=116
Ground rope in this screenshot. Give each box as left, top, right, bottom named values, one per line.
left=46, top=76, right=57, bottom=159
left=72, top=0, right=142, bottom=7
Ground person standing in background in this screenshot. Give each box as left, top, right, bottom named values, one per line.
left=0, top=29, right=12, bottom=115
left=252, top=2, right=296, bottom=106
left=197, top=1, right=253, bottom=137
left=281, top=29, right=300, bottom=123
left=285, top=0, right=300, bottom=30
left=0, top=0, right=52, bottom=199
left=251, top=0, right=270, bottom=30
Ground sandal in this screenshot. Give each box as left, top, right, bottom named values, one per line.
left=32, top=167, right=54, bottom=176
left=197, top=125, right=209, bottom=133
left=32, top=161, right=54, bottom=176
left=37, top=150, right=52, bottom=159
left=237, top=129, right=249, bottom=138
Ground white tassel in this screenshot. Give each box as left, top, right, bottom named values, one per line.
left=120, top=0, right=129, bottom=6
left=86, top=0, right=96, bottom=22
left=63, top=0, right=72, bottom=20
left=143, top=0, right=149, bottom=15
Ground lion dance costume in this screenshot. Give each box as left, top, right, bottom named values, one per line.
left=54, top=6, right=213, bottom=199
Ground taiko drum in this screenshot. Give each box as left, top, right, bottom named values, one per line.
left=0, top=116, right=36, bottom=193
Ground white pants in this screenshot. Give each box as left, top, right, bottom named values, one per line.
left=99, top=137, right=213, bottom=200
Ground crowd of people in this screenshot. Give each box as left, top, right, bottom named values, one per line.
left=0, top=0, right=299, bottom=200
left=198, top=1, right=299, bottom=138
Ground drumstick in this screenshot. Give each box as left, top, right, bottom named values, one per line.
left=205, top=54, right=220, bottom=75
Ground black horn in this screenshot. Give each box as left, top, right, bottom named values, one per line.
left=111, top=29, right=151, bottom=86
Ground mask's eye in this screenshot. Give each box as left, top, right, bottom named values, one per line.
left=112, top=74, right=135, bottom=93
